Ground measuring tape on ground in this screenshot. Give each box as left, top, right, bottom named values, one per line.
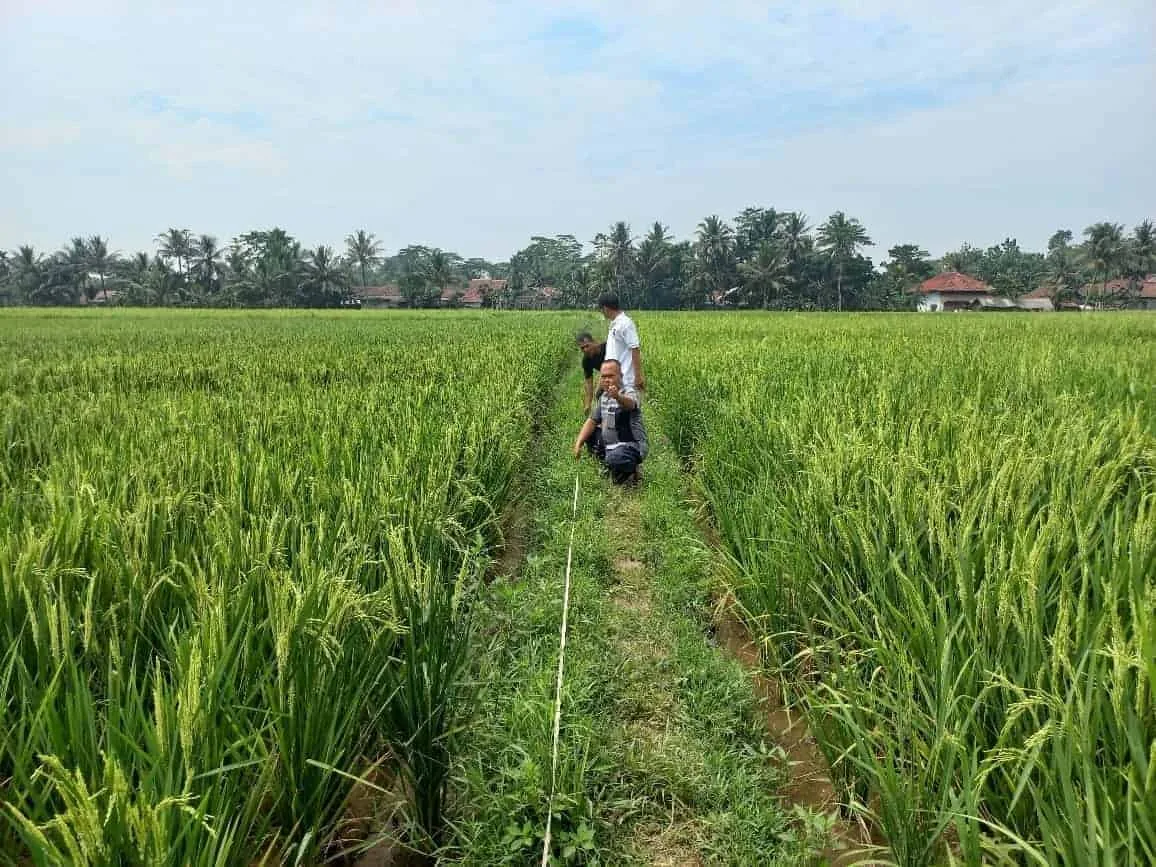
left=541, top=471, right=581, bottom=867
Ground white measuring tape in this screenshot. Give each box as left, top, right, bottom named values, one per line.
left=541, top=471, right=581, bottom=867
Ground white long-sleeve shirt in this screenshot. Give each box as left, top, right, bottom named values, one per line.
left=604, top=312, right=641, bottom=389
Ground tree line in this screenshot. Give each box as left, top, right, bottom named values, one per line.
left=2, top=212, right=1152, bottom=309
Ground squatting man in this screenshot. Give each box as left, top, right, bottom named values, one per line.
left=572, top=358, right=648, bottom=485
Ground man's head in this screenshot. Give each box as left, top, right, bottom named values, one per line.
left=597, top=292, right=621, bottom=319
left=575, top=330, right=600, bottom=357
left=598, top=358, right=622, bottom=392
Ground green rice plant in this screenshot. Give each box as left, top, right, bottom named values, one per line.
left=647, top=312, right=1156, bottom=865
left=378, top=528, right=478, bottom=857
left=0, top=309, right=573, bottom=864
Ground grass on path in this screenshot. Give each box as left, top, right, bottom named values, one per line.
left=446, top=365, right=833, bottom=865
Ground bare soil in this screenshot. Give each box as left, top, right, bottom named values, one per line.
left=489, top=493, right=532, bottom=583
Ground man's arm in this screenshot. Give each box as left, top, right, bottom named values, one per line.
left=583, top=377, right=593, bottom=413
left=606, top=384, right=638, bottom=411
left=573, top=418, right=596, bottom=458
left=631, top=346, right=645, bottom=390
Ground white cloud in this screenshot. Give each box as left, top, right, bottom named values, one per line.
left=1, top=0, right=1152, bottom=258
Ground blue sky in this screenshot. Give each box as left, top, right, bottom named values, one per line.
left=2, top=0, right=1153, bottom=262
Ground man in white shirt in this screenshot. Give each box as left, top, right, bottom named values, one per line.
left=598, top=293, right=645, bottom=392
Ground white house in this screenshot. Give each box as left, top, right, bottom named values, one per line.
left=912, top=272, right=995, bottom=311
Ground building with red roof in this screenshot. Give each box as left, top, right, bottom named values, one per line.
left=911, top=271, right=996, bottom=311
left=358, top=284, right=404, bottom=307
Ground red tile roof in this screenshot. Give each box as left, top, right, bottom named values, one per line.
left=1088, top=278, right=1134, bottom=295
left=1032, top=276, right=1156, bottom=300
left=1083, top=276, right=1156, bottom=297
left=916, top=271, right=991, bottom=293
left=468, top=277, right=507, bottom=292
left=359, top=284, right=402, bottom=299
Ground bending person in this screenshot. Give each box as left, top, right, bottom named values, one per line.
left=575, top=330, right=606, bottom=416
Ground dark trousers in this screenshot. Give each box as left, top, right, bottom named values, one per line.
left=604, top=444, right=642, bottom=484
left=584, top=427, right=606, bottom=461
left=583, top=428, right=641, bottom=484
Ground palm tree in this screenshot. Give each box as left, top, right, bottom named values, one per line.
left=1048, top=229, right=1074, bottom=253
left=64, top=237, right=91, bottom=300
left=423, top=249, right=459, bottom=306
left=9, top=246, right=42, bottom=304
left=156, top=228, right=194, bottom=277
left=119, top=252, right=153, bottom=305
left=817, top=211, right=872, bottom=311
left=735, top=207, right=780, bottom=261
left=1131, top=219, right=1155, bottom=276
left=1082, top=222, right=1125, bottom=307
left=695, top=215, right=736, bottom=305
left=86, top=235, right=114, bottom=300
left=941, top=251, right=967, bottom=272
left=1046, top=246, right=1082, bottom=308
left=1115, top=219, right=1155, bottom=305
left=780, top=212, right=810, bottom=296
left=636, top=222, right=671, bottom=308
left=604, top=221, right=636, bottom=303
left=739, top=242, right=789, bottom=309
left=345, top=229, right=381, bottom=288
left=192, top=235, right=224, bottom=303
left=301, top=245, right=349, bottom=307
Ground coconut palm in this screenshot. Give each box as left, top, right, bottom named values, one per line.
left=779, top=212, right=811, bottom=295
left=1046, top=247, right=1082, bottom=308
left=817, top=211, right=872, bottom=311
left=739, top=241, right=789, bottom=309
left=86, top=236, right=115, bottom=301
left=118, top=252, right=154, bottom=305
left=156, top=228, right=194, bottom=277
left=695, top=215, right=736, bottom=305
left=1047, top=229, right=1074, bottom=253
left=600, top=221, right=636, bottom=303
left=344, top=229, right=382, bottom=288
left=300, top=245, right=349, bottom=307
left=423, top=249, right=459, bottom=305
left=62, top=237, right=92, bottom=300
left=735, top=206, right=780, bottom=261
left=636, top=222, right=672, bottom=308
left=7, top=246, right=42, bottom=304
left=192, top=235, right=224, bottom=303
left=1082, top=222, right=1125, bottom=307
left=1131, top=219, right=1155, bottom=276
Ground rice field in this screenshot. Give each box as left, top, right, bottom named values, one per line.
left=0, top=309, right=569, bottom=864
left=3, top=309, right=1154, bottom=866
left=647, top=313, right=1156, bottom=865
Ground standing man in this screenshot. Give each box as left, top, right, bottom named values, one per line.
left=575, top=331, right=606, bottom=416
left=598, top=293, right=645, bottom=392
left=573, top=358, right=648, bottom=485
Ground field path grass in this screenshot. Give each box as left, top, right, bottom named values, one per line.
left=450, top=364, right=833, bottom=865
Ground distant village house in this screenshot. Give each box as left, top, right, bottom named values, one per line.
left=913, top=270, right=1156, bottom=313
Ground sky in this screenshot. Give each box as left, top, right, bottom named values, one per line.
left=2, top=0, right=1154, bottom=263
